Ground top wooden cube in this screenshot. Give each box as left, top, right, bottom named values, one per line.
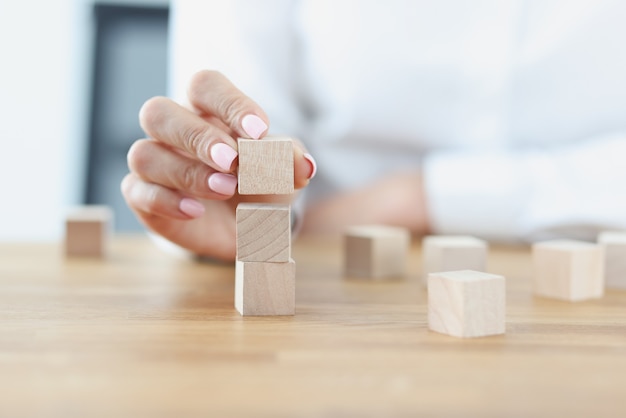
left=237, top=137, right=294, bottom=195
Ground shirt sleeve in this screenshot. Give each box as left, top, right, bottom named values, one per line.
left=423, top=132, right=626, bottom=242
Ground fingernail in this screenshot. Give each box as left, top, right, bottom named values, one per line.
left=241, top=114, right=268, bottom=139
left=304, top=153, right=317, bottom=179
left=210, top=143, right=238, bottom=171
left=208, top=173, right=238, bottom=195
left=179, top=198, right=205, bottom=218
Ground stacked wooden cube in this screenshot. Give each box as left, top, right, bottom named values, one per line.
left=235, top=137, right=296, bottom=316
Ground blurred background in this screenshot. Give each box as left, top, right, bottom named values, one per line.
left=0, top=0, right=169, bottom=241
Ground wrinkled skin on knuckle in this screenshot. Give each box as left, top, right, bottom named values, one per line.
left=217, top=94, right=248, bottom=126
left=182, top=124, right=211, bottom=160
left=143, top=184, right=162, bottom=214
left=178, top=162, right=202, bottom=192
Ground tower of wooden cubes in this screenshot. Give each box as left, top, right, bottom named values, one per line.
left=235, top=137, right=295, bottom=316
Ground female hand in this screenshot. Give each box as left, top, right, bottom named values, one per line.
left=121, top=70, right=316, bottom=261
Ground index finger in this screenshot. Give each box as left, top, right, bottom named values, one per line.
left=139, top=96, right=239, bottom=173
left=187, top=70, right=269, bottom=140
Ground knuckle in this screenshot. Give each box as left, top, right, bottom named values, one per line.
left=139, top=96, right=168, bottom=131
left=178, top=163, right=201, bottom=192
left=143, top=184, right=161, bottom=214
left=188, top=70, right=221, bottom=103
left=127, top=139, right=153, bottom=173
left=120, top=173, right=135, bottom=198
left=218, top=94, right=249, bottom=125
left=182, top=124, right=212, bottom=158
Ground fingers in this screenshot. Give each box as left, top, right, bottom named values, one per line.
left=292, top=138, right=318, bottom=190
left=128, top=139, right=238, bottom=199
left=139, top=96, right=239, bottom=173
left=121, top=173, right=206, bottom=220
left=187, top=70, right=269, bottom=139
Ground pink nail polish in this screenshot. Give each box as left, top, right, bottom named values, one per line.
left=208, top=173, right=238, bottom=195
left=241, top=114, right=268, bottom=139
left=179, top=198, right=205, bottom=218
left=304, top=153, right=317, bottom=179
left=210, top=143, right=238, bottom=171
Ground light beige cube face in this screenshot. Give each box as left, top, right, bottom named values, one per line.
left=64, top=206, right=112, bottom=258
left=598, top=231, right=626, bottom=289
left=428, top=270, right=506, bottom=338
left=344, top=225, right=410, bottom=278
left=236, top=203, right=291, bottom=262
left=422, top=236, right=487, bottom=283
left=235, top=259, right=296, bottom=316
left=237, top=137, right=294, bottom=195
left=532, top=240, right=604, bottom=301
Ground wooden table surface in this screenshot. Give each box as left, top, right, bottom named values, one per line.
left=1, top=234, right=625, bottom=418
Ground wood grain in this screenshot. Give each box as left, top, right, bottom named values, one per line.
left=1, top=235, right=625, bottom=417
left=236, top=203, right=291, bottom=262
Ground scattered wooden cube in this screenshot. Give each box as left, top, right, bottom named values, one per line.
left=236, top=203, right=291, bottom=262
left=237, top=136, right=294, bottom=195
left=344, top=225, right=410, bottom=278
left=428, top=270, right=506, bottom=338
left=598, top=231, right=626, bottom=289
left=532, top=239, right=604, bottom=301
left=235, top=259, right=296, bottom=316
left=422, top=235, right=488, bottom=284
left=65, top=205, right=113, bottom=258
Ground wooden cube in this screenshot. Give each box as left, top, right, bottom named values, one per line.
left=598, top=231, right=626, bottom=289
left=237, top=136, right=294, bottom=195
left=236, top=203, right=290, bottom=262
left=65, top=206, right=112, bottom=258
left=235, top=259, right=296, bottom=316
left=428, top=270, right=506, bottom=338
left=344, top=225, right=410, bottom=278
left=532, top=240, right=604, bottom=301
left=422, top=235, right=487, bottom=284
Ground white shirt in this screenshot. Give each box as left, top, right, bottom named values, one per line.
left=170, top=0, right=626, bottom=242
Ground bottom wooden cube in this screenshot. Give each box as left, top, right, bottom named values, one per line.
left=235, top=259, right=295, bottom=316
left=65, top=205, right=112, bottom=258
left=344, top=225, right=410, bottom=278
left=533, top=240, right=604, bottom=301
left=428, top=270, right=506, bottom=338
